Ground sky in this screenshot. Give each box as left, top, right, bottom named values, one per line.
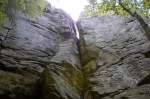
left=46, top=0, right=88, bottom=21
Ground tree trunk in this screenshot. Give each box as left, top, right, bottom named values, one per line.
left=119, top=0, right=150, bottom=40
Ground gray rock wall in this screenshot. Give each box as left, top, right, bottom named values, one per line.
left=0, top=4, right=150, bottom=99
left=0, top=5, right=80, bottom=99
left=77, top=16, right=150, bottom=99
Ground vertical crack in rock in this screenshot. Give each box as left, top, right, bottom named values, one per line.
left=0, top=2, right=150, bottom=99
left=76, top=21, right=101, bottom=99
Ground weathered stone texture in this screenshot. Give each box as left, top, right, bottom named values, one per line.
left=0, top=5, right=79, bottom=99
left=77, top=16, right=150, bottom=98
left=0, top=4, right=150, bottom=99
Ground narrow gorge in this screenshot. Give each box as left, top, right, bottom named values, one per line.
left=0, top=3, right=150, bottom=99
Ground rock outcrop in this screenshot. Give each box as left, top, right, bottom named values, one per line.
left=0, top=5, right=80, bottom=99
left=0, top=3, right=150, bottom=99
left=77, top=16, right=150, bottom=99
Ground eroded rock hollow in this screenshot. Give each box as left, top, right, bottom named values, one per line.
left=0, top=4, right=150, bottom=99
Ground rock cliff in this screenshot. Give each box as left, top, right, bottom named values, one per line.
left=0, top=3, right=150, bottom=99
left=77, top=16, right=150, bottom=99
left=0, top=5, right=80, bottom=99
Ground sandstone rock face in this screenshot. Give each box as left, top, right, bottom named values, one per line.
left=0, top=5, right=80, bottom=99
left=77, top=16, right=150, bottom=98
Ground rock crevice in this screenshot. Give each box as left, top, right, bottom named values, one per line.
left=0, top=4, right=150, bottom=99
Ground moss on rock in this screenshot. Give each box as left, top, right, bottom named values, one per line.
left=0, top=70, right=38, bottom=99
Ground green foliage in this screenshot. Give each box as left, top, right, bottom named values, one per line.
left=82, top=0, right=98, bottom=16
left=144, top=0, right=150, bottom=8
left=17, top=0, right=46, bottom=16
left=121, top=0, right=149, bottom=17
left=81, top=5, right=98, bottom=17
left=0, top=0, right=8, bottom=25
left=0, top=0, right=46, bottom=25
left=81, top=0, right=150, bottom=17
left=97, top=0, right=129, bottom=16
left=0, top=12, right=8, bottom=25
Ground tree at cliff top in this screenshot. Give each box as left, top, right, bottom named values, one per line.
left=81, top=0, right=150, bottom=17
left=87, top=0, right=98, bottom=16
left=0, top=0, right=46, bottom=26
left=118, top=0, right=150, bottom=40
left=81, top=0, right=150, bottom=40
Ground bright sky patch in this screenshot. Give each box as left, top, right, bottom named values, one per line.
left=46, top=0, right=88, bottom=21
